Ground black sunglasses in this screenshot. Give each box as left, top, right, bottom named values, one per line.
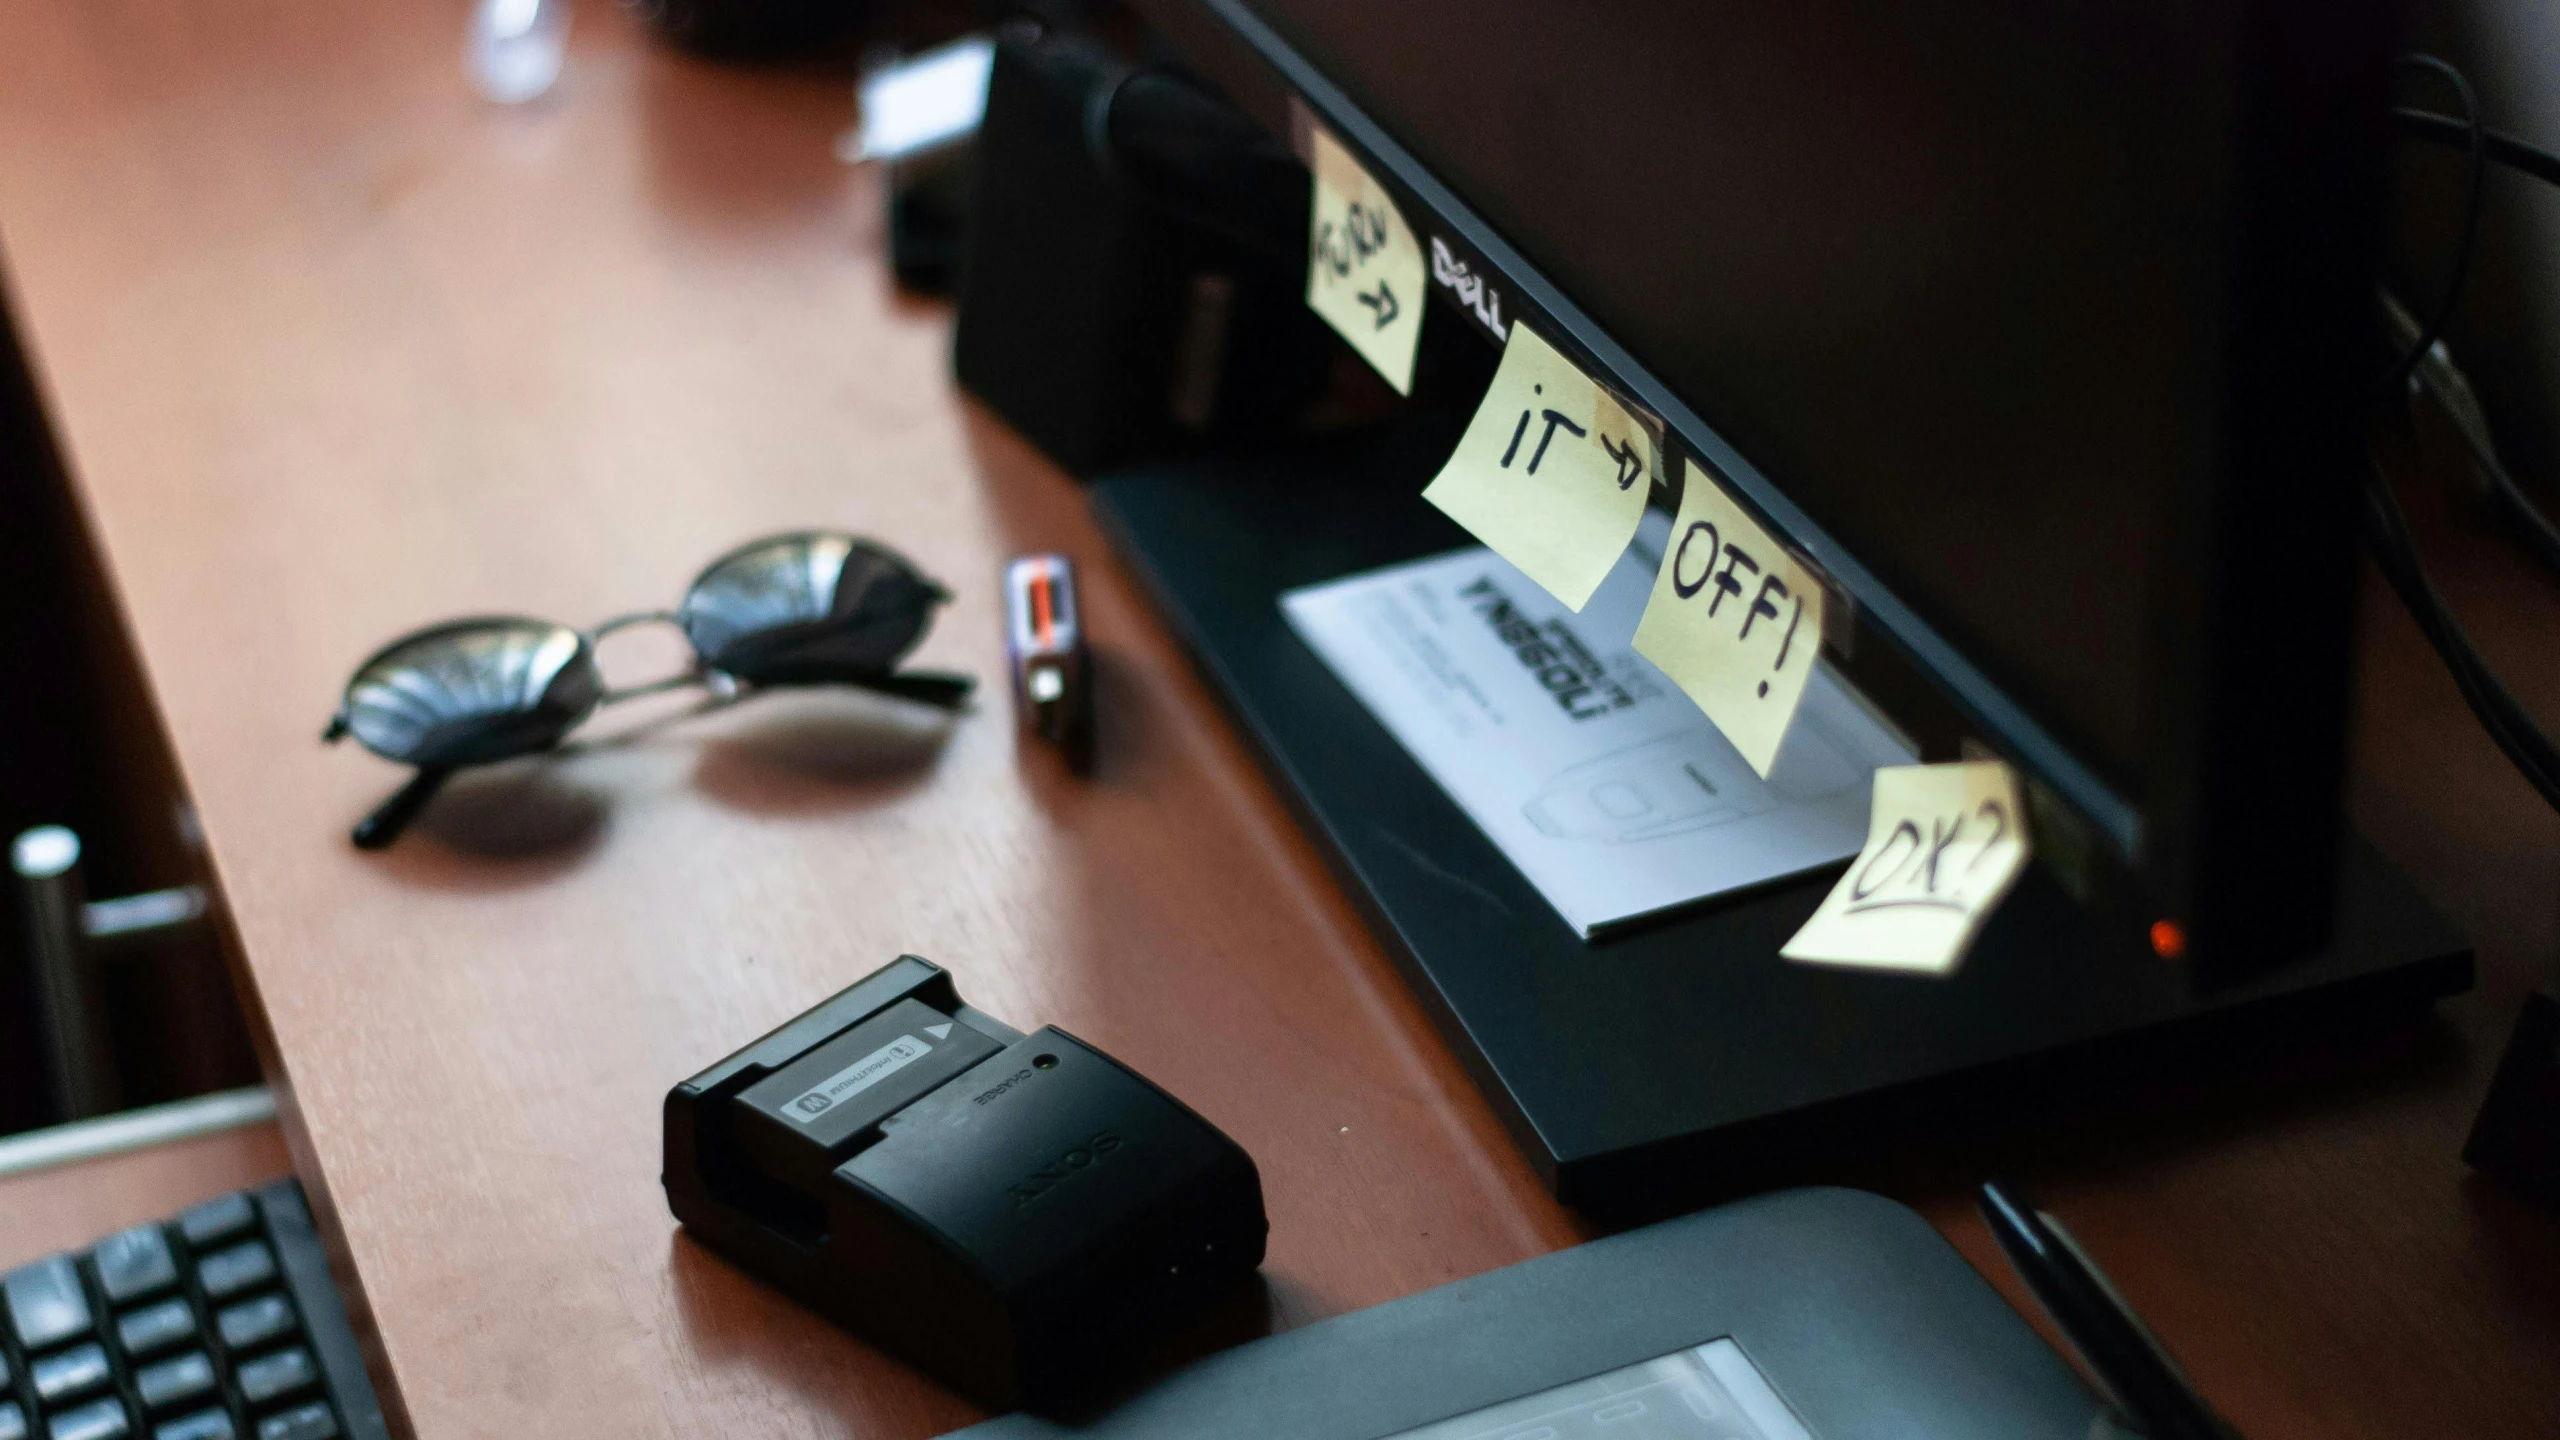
left=324, top=532, right=971, bottom=849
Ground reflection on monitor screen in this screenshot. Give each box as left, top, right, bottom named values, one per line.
left=1380, top=1338, right=1816, bottom=1440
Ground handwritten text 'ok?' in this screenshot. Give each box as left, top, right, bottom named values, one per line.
left=1780, top=760, right=2030, bottom=976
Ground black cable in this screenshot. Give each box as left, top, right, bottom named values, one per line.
left=1085, top=66, right=1304, bottom=261
left=2366, top=59, right=2560, bottom=818
left=2378, top=56, right=2488, bottom=399
left=2394, top=106, right=2560, bottom=190
left=2363, top=459, right=2560, bottom=810
left=2355, top=479, right=2560, bottom=809
left=2386, top=102, right=2560, bottom=578
left=2421, top=370, right=2560, bottom=577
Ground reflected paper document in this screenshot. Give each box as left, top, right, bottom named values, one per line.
left=1281, top=516, right=1915, bottom=938
left=1379, top=1338, right=1814, bottom=1440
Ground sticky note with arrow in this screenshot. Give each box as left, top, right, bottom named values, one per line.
left=1421, top=320, right=1656, bottom=611
left=1305, top=125, right=1425, bottom=395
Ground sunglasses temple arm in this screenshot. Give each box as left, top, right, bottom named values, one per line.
left=589, top=609, right=682, bottom=640
left=841, top=669, right=976, bottom=710
left=351, top=767, right=453, bottom=850
left=599, top=672, right=708, bottom=707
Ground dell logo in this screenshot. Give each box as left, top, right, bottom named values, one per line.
left=1008, top=1131, right=1125, bottom=1211
left=1430, top=235, right=1507, bottom=339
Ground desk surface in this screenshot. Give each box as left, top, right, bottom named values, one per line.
left=0, top=1122, right=292, bottom=1272
left=1, top=3, right=2555, bottom=1437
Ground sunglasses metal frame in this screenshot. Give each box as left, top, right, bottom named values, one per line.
left=324, top=533, right=970, bottom=849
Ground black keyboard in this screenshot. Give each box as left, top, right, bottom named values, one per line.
left=0, top=1180, right=387, bottom=1440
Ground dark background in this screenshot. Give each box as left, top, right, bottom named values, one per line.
left=0, top=280, right=256, bottom=1136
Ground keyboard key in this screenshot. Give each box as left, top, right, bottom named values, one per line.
left=133, top=1352, right=217, bottom=1415
left=151, top=1414, right=233, bottom=1440
left=0, top=1400, right=26, bottom=1440
left=31, top=1342, right=111, bottom=1404
left=250, top=1408, right=333, bottom=1440
left=194, top=1242, right=275, bottom=1302
left=116, top=1300, right=198, bottom=1357
left=214, top=1295, right=296, bottom=1353
left=233, top=1347, right=317, bottom=1407
left=3, top=1256, right=93, bottom=1350
left=91, top=1228, right=179, bottom=1304
left=44, top=1398, right=128, bottom=1440
left=176, top=1195, right=256, bottom=1250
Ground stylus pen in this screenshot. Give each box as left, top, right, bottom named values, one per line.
left=1978, top=1181, right=2236, bottom=1440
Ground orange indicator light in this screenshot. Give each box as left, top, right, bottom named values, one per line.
left=2149, top=919, right=2187, bottom=961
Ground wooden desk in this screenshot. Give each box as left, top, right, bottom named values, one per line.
left=0, top=3, right=2552, bottom=1437
left=0, top=1122, right=291, bottom=1273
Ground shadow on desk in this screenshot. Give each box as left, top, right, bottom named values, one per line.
left=691, top=688, right=959, bottom=816
left=665, top=1228, right=985, bottom=1437
left=664, top=1223, right=1283, bottom=1433
left=399, top=762, right=609, bottom=872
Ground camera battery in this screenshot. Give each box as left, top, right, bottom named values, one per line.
left=733, top=996, right=1002, bottom=1191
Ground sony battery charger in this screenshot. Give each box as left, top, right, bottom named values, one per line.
left=662, top=955, right=1267, bottom=1412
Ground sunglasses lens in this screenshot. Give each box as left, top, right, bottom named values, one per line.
left=335, top=618, right=603, bottom=768
left=678, top=532, right=946, bottom=685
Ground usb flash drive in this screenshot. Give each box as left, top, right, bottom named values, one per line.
left=1005, top=554, right=1095, bottom=773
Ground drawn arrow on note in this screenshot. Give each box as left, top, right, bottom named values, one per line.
left=1603, top=435, right=1645, bottom=491
left=1357, top=280, right=1399, bottom=330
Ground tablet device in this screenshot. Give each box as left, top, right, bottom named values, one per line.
left=945, top=1188, right=2111, bottom=1440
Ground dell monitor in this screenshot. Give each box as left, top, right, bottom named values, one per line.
left=1136, top=0, right=2400, bottom=977
left=1002, top=0, right=2468, bottom=1203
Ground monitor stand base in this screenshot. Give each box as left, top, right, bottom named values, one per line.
left=1089, top=428, right=2472, bottom=1217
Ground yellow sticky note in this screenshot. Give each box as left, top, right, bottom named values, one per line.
left=1421, top=321, right=1655, bottom=611
left=1780, top=760, right=2031, bottom=976
left=1306, top=127, right=1426, bottom=395
left=1631, top=469, right=1826, bottom=778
